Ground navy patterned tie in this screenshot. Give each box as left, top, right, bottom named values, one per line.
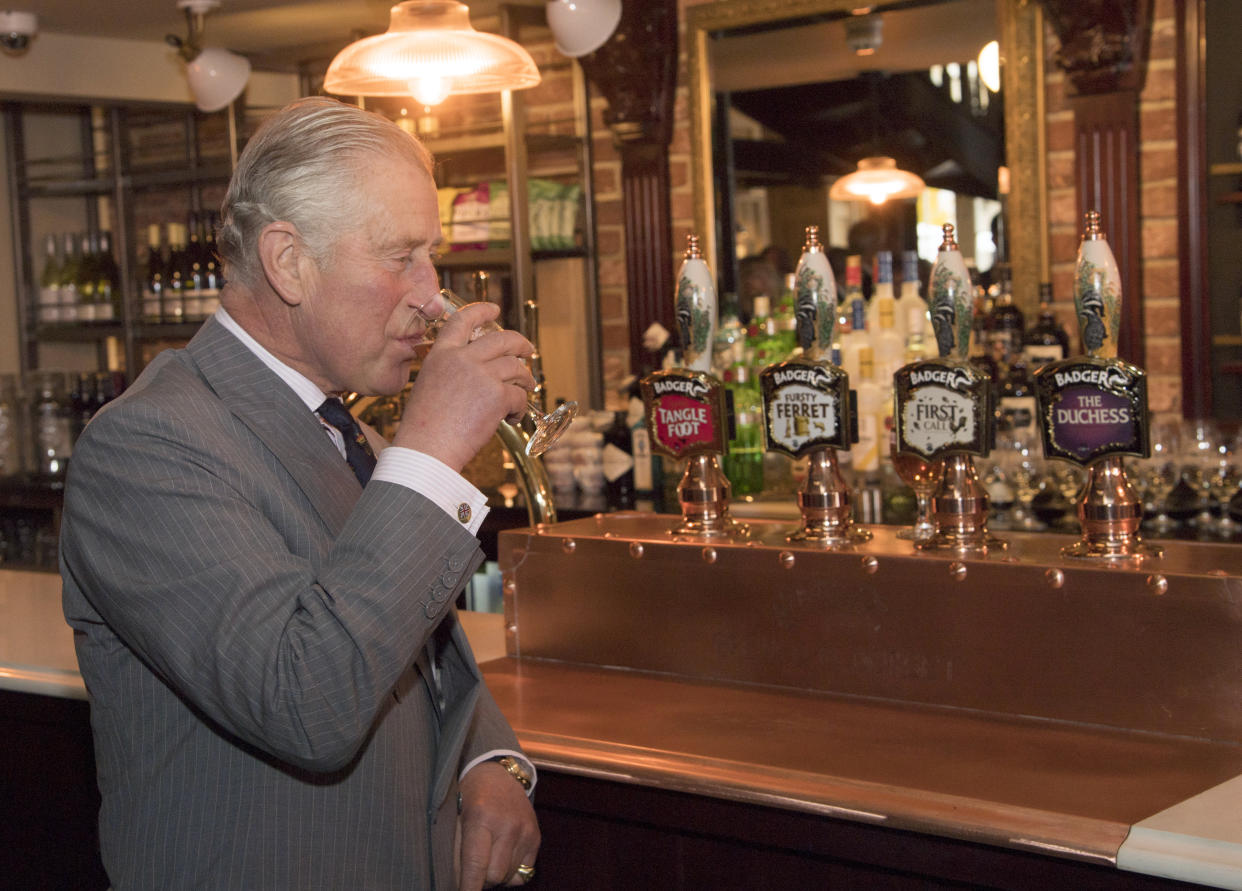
left=316, top=397, right=377, bottom=486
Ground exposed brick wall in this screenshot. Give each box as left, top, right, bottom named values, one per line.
left=1043, top=0, right=1181, bottom=417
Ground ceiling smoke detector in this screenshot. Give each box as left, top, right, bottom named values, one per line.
left=844, top=14, right=882, bottom=56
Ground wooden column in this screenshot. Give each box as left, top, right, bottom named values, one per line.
left=576, top=3, right=678, bottom=375
left=1175, top=0, right=1210, bottom=419
left=1041, top=0, right=1153, bottom=366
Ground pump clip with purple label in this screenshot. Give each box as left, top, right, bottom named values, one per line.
left=1033, top=356, right=1148, bottom=466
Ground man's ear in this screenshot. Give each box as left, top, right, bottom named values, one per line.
left=257, top=221, right=310, bottom=306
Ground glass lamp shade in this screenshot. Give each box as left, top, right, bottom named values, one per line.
left=185, top=46, right=251, bottom=112
left=546, top=0, right=621, bottom=58
left=324, top=0, right=541, bottom=105
left=829, top=156, right=926, bottom=206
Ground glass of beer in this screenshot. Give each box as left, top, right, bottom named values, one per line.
left=420, top=288, right=577, bottom=457
left=889, top=427, right=944, bottom=540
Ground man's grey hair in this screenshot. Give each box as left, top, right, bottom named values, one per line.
left=216, top=96, right=434, bottom=286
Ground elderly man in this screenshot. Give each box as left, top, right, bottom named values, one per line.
left=60, top=96, right=540, bottom=890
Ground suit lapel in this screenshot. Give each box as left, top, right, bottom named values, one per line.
left=186, top=317, right=361, bottom=535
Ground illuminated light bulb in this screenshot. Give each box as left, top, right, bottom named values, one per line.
left=411, top=75, right=451, bottom=106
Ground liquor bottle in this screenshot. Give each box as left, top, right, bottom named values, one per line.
left=37, top=234, right=61, bottom=324
left=601, top=410, right=635, bottom=508
left=142, top=224, right=166, bottom=324
left=895, top=250, right=931, bottom=354
left=871, top=292, right=904, bottom=386
left=94, top=231, right=120, bottom=322
left=76, top=232, right=98, bottom=323
left=628, top=391, right=660, bottom=504
left=163, top=222, right=187, bottom=323
left=1022, top=283, right=1070, bottom=371
left=746, top=295, right=783, bottom=370
left=997, top=355, right=1037, bottom=442
left=183, top=213, right=205, bottom=322
left=983, top=272, right=1025, bottom=376
left=722, top=363, right=764, bottom=497
left=839, top=255, right=868, bottom=381
left=865, top=250, right=895, bottom=334
left=58, top=232, right=80, bottom=323
left=773, top=290, right=798, bottom=358
left=968, top=284, right=998, bottom=382
left=851, top=345, right=884, bottom=519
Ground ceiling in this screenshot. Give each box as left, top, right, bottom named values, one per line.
left=19, top=0, right=510, bottom=71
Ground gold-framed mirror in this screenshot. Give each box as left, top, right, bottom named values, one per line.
left=687, top=0, right=1047, bottom=311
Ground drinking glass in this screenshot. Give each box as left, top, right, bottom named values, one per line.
left=1184, top=419, right=1221, bottom=528
left=1139, top=418, right=1181, bottom=533
left=1208, top=432, right=1242, bottom=534
left=1001, top=431, right=1044, bottom=531
left=889, top=428, right=943, bottom=541
left=421, top=288, right=577, bottom=457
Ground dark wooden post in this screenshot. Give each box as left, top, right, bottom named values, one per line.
left=1040, top=0, right=1154, bottom=366
left=576, top=2, right=678, bottom=375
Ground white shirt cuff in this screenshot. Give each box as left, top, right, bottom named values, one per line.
left=372, top=446, right=490, bottom=535
left=460, top=749, right=537, bottom=797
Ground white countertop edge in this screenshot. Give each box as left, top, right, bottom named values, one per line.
left=0, top=664, right=88, bottom=700
left=1117, top=773, right=1242, bottom=890
left=1118, top=827, right=1242, bottom=890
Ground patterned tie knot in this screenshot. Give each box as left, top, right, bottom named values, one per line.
left=317, top=397, right=377, bottom=486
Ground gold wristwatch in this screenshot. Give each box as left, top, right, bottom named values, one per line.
left=493, top=756, right=532, bottom=791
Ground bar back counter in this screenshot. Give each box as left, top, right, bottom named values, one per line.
left=491, top=513, right=1242, bottom=889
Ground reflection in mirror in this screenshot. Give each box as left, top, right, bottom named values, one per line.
left=688, top=0, right=1047, bottom=317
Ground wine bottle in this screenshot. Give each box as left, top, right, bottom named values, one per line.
left=94, top=231, right=120, bottom=323
left=164, top=222, right=187, bottom=323
left=601, top=410, right=635, bottom=508
left=58, top=233, right=80, bottom=323
left=37, top=234, right=61, bottom=324
left=76, top=233, right=98, bottom=323
left=201, top=212, right=222, bottom=316
left=183, top=213, right=205, bottom=322
left=142, top=224, right=165, bottom=324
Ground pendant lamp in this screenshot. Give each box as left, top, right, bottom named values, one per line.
left=830, top=72, right=926, bottom=206
left=545, top=0, right=621, bottom=58
left=167, top=0, right=251, bottom=113
left=829, top=156, right=926, bottom=206
left=324, top=0, right=541, bottom=107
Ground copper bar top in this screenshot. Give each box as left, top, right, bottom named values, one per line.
left=493, top=512, right=1242, bottom=882
left=481, top=654, right=1242, bottom=869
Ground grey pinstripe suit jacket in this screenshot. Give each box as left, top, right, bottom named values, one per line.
left=60, top=317, right=522, bottom=890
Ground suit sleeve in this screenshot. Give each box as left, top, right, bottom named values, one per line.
left=60, top=394, right=493, bottom=773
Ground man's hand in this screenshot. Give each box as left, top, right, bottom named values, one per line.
left=456, top=760, right=541, bottom=890
left=397, top=301, right=536, bottom=471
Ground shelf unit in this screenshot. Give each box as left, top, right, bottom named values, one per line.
left=421, top=1, right=601, bottom=409
left=4, top=101, right=240, bottom=379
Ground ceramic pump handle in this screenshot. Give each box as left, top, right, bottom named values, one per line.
left=793, top=225, right=838, bottom=360
left=675, top=234, right=717, bottom=374
left=1074, top=210, right=1122, bottom=360
left=927, top=223, right=973, bottom=361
